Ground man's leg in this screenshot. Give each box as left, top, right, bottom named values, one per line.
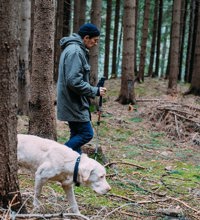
left=65, top=121, right=94, bottom=154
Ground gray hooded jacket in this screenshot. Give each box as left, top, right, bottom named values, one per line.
left=57, top=34, right=99, bottom=122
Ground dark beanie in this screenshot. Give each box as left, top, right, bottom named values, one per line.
left=78, top=23, right=100, bottom=38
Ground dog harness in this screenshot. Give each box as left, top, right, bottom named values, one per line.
left=73, top=156, right=81, bottom=186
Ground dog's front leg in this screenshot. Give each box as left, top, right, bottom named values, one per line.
left=62, top=184, right=80, bottom=214
left=33, top=172, right=47, bottom=207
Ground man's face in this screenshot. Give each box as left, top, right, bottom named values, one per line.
left=83, top=35, right=99, bottom=49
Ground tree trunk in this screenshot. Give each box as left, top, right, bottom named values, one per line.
left=90, top=0, right=102, bottom=86
left=79, top=0, right=86, bottom=26
left=148, top=0, right=159, bottom=77
left=73, top=0, right=81, bottom=32
left=167, top=0, right=181, bottom=95
left=186, top=1, right=200, bottom=95
left=0, top=0, right=25, bottom=212
left=160, top=26, right=169, bottom=77
left=29, top=0, right=57, bottom=140
left=18, top=0, right=31, bottom=116
left=54, top=0, right=65, bottom=83
left=135, top=0, right=138, bottom=74
left=154, top=0, right=163, bottom=78
left=117, top=0, right=136, bottom=105
left=138, top=0, right=150, bottom=82
left=63, top=0, right=71, bottom=36
left=178, top=0, right=188, bottom=81
left=104, top=0, right=112, bottom=79
left=185, top=0, right=195, bottom=83
left=111, top=0, right=120, bottom=78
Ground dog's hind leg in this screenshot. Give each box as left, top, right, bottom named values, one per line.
left=62, top=184, right=80, bottom=214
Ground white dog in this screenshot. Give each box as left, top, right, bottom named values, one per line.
left=17, top=134, right=111, bottom=213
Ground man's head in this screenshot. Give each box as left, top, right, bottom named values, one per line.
left=78, top=23, right=100, bottom=49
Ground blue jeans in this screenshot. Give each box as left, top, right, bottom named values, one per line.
left=65, top=121, right=94, bottom=154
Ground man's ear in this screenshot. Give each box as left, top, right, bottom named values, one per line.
left=83, top=35, right=89, bottom=40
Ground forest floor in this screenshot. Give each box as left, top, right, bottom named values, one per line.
left=15, top=78, right=200, bottom=220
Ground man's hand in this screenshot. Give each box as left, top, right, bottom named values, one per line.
left=99, top=87, right=107, bottom=96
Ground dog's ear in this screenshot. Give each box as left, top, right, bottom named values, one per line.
left=79, top=155, right=94, bottom=182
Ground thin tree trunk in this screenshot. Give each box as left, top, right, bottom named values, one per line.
left=116, top=24, right=123, bottom=75
left=79, top=0, right=86, bottom=25
left=185, top=0, right=195, bottom=83
left=154, top=0, right=163, bottom=77
left=111, top=0, right=120, bottom=78
left=134, top=0, right=138, bottom=74
left=104, top=0, right=112, bottom=79
left=18, top=0, right=31, bottom=116
left=73, top=0, right=80, bottom=32
left=90, top=0, right=102, bottom=86
left=138, top=0, right=150, bottom=82
left=148, top=0, right=159, bottom=77
left=54, top=0, right=64, bottom=83
left=178, top=0, right=188, bottom=81
left=63, top=0, right=71, bottom=36
left=185, top=0, right=200, bottom=95
left=160, top=26, right=168, bottom=77
left=189, top=0, right=198, bottom=83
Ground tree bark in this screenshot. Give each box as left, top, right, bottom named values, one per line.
left=79, top=0, right=86, bottom=26
left=104, top=0, right=112, bottom=79
left=178, top=0, right=188, bottom=81
left=0, top=0, right=25, bottom=212
left=117, top=0, right=136, bottom=105
left=138, top=0, right=150, bottom=82
left=154, top=0, right=163, bottom=78
left=186, top=1, right=200, bottom=95
left=63, top=0, right=71, bottom=36
left=29, top=0, right=57, bottom=140
left=148, top=0, right=159, bottom=77
left=90, top=0, right=102, bottom=86
left=18, top=0, right=31, bottom=116
left=167, top=0, right=181, bottom=95
left=111, top=0, right=120, bottom=78
left=73, top=0, right=81, bottom=32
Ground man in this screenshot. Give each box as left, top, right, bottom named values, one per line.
left=57, top=23, right=106, bottom=154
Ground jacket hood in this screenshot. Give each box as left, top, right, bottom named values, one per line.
left=60, top=33, right=85, bottom=50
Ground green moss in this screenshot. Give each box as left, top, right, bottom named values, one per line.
left=130, top=117, right=143, bottom=123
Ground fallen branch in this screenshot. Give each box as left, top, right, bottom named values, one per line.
left=104, top=161, right=146, bottom=170
left=109, top=193, right=170, bottom=204
left=157, top=106, right=199, bottom=118
left=174, top=114, right=181, bottom=139
left=102, top=203, right=134, bottom=220
left=167, top=196, right=200, bottom=215
left=11, top=212, right=90, bottom=220
left=137, top=99, right=200, bottom=112
left=170, top=111, right=200, bottom=124
left=119, top=210, right=143, bottom=218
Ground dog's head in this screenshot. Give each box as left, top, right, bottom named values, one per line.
left=78, top=154, right=111, bottom=194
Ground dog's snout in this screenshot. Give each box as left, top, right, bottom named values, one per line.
left=107, top=184, right=111, bottom=192
left=101, top=184, right=111, bottom=194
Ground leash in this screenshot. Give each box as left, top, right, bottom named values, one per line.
left=73, top=156, right=81, bottom=186
left=95, top=77, right=106, bottom=160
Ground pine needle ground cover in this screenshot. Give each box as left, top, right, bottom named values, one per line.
left=16, top=78, right=200, bottom=220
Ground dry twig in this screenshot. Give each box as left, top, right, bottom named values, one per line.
left=104, top=161, right=146, bottom=169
